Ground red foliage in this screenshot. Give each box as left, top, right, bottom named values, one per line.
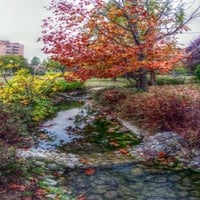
left=84, top=168, right=96, bottom=176
left=121, top=87, right=199, bottom=133
left=41, top=0, right=185, bottom=82
left=118, top=148, right=129, bottom=155
left=99, top=86, right=200, bottom=148
left=0, top=104, right=28, bottom=145
left=99, top=89, right=127, bottom=109
left=76, top=194, right=87, bottom=200
left=9, top=184, right=26, bottom=191
left=157, top=151, right=168, bottom=158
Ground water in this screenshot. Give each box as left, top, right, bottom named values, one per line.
left=39, top=107, right=83, bottom=149
left=37, top=103, right=200, bottom=199
left=65, top=163, right=200, bottom=200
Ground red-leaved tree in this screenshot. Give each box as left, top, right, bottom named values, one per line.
left=41, top=0, right=200, bottom=91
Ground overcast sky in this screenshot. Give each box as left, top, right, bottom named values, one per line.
left=177, top=0, right=200, bottom=46
left=0, top=0, right=200, bottom=63
left=0, top=0, right=49, bottom=62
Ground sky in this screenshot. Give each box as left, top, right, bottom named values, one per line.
left=177, top=0, right=200, bottom=46
left=0, top=0, right=49, bottom=62
left=0, top=0, right=200, bottom=63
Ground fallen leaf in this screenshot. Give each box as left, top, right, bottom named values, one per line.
left=84, top=168, right=95, bottom=176
left=76, top=194, right=87, bottom=200
left=109, top=141, right=119, bottom=147
left=9, top=184, right=26, bottom=191
left=118, top=148, right=128, bottom=155
left=157, top=151, right=167, bottom=158
left=34, top=188, right=47, bottom=197
left=80, top=158, right=88, bottom=164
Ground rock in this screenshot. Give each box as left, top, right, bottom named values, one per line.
left=57, top=177, right=66, bottom=185
left=188, top=156, right=200, bottom=171
left=34, top=161, right=45, bottom=167
left=131, top=167, right=143, bottom=176
left=46, top=163, right=58, bottom=170
left=44, top=178, right=58, bottom=186
left=130, top=131, right=189, bottom=159
left=45, top=194, right=57, bottom=199
left=88, top=195, right=103, bottom=200
left=95, top=185, right=107, bottom=194
left=66, top=162, right=76, bottom=169
left=192, top=149, right=200, bottom=156
left=104, top=191, right=118, bottom=199
left=117, top=118, right=145, bottom=138
left=168, top=161, right=175, bottom=167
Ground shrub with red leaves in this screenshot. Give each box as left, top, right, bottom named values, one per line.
left=0, top=103, right=28, bottom=145
left=122, top=86, right=200, bottom=147
left=99, top=86, right=200, bottom=148
left=99, top=89, right=127, bottom=109
left=123, top=91, right=190, bottom=131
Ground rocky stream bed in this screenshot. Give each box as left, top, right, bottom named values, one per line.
left=16, top=92, right=200, bottom=200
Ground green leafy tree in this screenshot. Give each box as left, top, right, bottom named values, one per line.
left=43, top=58, right=66, bottom=74
left=31, top=56, right=41, bottom=66
left=0, top=54, right=28, bottom=75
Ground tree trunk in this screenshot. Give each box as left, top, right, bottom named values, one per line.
left=111, top=77, right=117, bottom=81
left=138, top=68, right=148, bottom=92
left=149, top=70, right=156, bottom=86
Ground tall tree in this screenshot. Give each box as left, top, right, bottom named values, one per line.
left=31, top=56, right=41, bottom=66
left=41, top=0, right=200, bottom=91
left=185, top=35, right=200, bottom=70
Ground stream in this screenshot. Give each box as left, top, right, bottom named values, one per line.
left=37, top=102, right=200, bottom=200
left=39, top=107, right=83, bottom=150
left=64, top=163, right=200, bottom=200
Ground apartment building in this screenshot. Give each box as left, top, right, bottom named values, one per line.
left=0, top=40, right=24, bottom=56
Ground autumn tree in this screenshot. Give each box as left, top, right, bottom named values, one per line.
left=41, top=0, right=200, bottom=91
left=185, top=35, right=200, bottom=70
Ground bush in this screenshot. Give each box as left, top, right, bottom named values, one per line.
left=195, top=64, right=200, bottom=80
left=0, top=70, right=85, bottom=121
left=99, top=86, right=200, bottom=148
left=125, top=87, right=200, bottom=147
left=0, top=103, right=29, bottom=187
left=122, top=90, right=190, bottom=131
left=156, top=77, right=185, bottom=85
left=53, top=79, right=85, bottom=92
left=0, top=103, right=29, bottom=144
left=0, top=142, right=27, bottom=185
left=172, top=67, right=191, bottom=75
left=98, top=88, right=127, bottom=109
left=31, top=98, right=55, bottom=121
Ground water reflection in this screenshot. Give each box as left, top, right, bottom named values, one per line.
left=39, top=108, right=83, bottom=149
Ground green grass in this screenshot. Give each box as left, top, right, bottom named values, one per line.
left=85, top=78, right=131, bottom=88
left=85, top=75, right=196, bottom=89
left=156, top=74, right=196, bottom=81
